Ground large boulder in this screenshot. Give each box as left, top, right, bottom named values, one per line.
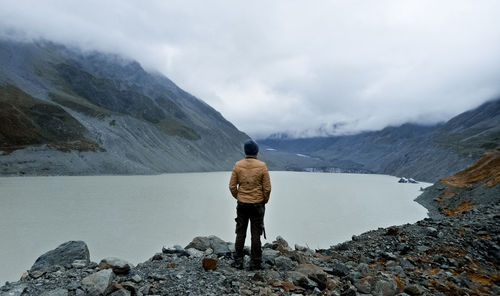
left=31, top=241, right=90, bottom=271
left=185, top=236, right=231, bottom=256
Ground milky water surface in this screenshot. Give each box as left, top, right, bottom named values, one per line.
left=0, top=172, right=429, bottom=283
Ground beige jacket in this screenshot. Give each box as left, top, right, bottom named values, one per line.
left=229, top=156, right=271, bottom=204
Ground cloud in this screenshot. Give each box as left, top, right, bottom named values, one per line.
left=1, top=0, right=500, bottom=138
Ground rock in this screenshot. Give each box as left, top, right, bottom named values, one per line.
left=288, top=251, right=308, bottom=264
left=356, top=262, right=371, bottom=275
left=131, top=275, right=142, bottom=283
left=262, top=269, right=281, bottom=282
left=354, top=276, right=373, bottom=294
left=204, top=248, right=214, bottom=255
left=398, top=177, right=408, bottom=183
left=72, top=260, right=88, bottom=269
left=295, top=263, right=328, bottom=290
left=404, top=284, right=424, bottom=295
left=397, top=243, right=410, bottom=254
left=272, top=281, right=298, bottom=292
left=287, top=271, right=317, bottom=288
left=67, top=281, right=80, bottom=290
left=109, top=290, right=130, bottom=296
left=381, top=252, right=398, bottom=261
left=29, top=269, right=46, bottom=279
left=209, top=237, right=231, bottom=256
left=348, top=270, right=363, bottom=282
left=185, top=236, right=211, bottom=251
left=119, top=282, right=137, bottom=295
left=373, top=278, right=397, bottom=296
left=385, top=260, right=398, bottom=270
left=408, top=178, right=418, bottom=184
left=138, top=284, right=152, bottom=295
left=162, top=245, right=188, bottom=256
left=252, top=272, right=265, bottom=282
left=340, top=283, right=357, bottom=296
left=386, top=226, right=400, bottom=236
left=274, top=236, right=292, bottom=253
left=274, top=256, right=297, bottom=271
left=416, top=246, right=429, bottom=252
left=0, top=284, right=28, bottom=296
left=99, top=257, right=133, bottom=274
left=426, top=227, right=438, bottom=236
left=81, top=269, right=115, bottom=296
left=202, top=257, right=218, bottom=271
left=185, top=236, right=231, bottom=256
left=31, top=241, right=90, bottom=271
left=325, top=260, right=349, bottom=277
left=186, top=248, right=204, bottom=258
left=40, top=288, right=68, bottom=296
left=258, top=287, right=273, bottom=295
left=262, top=249, right=279, bottom=265
left=326, top=277, right=341, bottom=291
left=239, top=288, right=253, bottom=295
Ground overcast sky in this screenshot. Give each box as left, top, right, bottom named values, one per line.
left=1, top=0, right=500, bottom=138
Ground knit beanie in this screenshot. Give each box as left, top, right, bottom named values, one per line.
left=244, top=140, right=259, bottom=155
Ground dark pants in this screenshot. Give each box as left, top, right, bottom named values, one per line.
left=234, top=202, right=265, bottom=266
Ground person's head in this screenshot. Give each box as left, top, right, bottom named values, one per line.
left=244, top=140, right=259, bottom=156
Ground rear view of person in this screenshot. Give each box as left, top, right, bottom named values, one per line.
left=229, top=140, right=271, bottom=270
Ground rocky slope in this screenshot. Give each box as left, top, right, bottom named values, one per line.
left=1, top=152, right=498, bottom=295
left=416, top=148, right=500, bottom=219
left=0, top=39, right=249, bottom=175
left=260, top=99, right=500, bottom=182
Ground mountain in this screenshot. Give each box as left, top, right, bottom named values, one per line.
left=0, top=39, right=249, bottom=175
left=260, top=99, right=500, bottom=182
left=416, top=148, right=500, bottom=218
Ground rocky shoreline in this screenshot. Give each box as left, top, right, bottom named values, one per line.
left=1, top=199, right=498, bottom=296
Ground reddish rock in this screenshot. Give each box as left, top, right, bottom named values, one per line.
left=202, top=257, right=217, bottom=271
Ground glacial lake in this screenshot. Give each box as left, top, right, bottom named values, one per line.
left=0, top=172, right=429, bottom=284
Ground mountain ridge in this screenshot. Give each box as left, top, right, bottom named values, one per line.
left=260, top=98, right=500, bottom=182
left=0, top=39, right=250, bottom=175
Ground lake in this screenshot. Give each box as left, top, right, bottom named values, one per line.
left=0, top=172, right=429, bottom=284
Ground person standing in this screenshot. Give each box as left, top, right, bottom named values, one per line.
left=229, top=140, right=271, bottom=270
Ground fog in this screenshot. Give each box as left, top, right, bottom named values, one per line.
left=1, top=0, right=500, bottom=137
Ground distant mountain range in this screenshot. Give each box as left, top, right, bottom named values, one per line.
left=260, top=99, right=500, bottom=182
left=0, top=39, right=249, bottom=175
